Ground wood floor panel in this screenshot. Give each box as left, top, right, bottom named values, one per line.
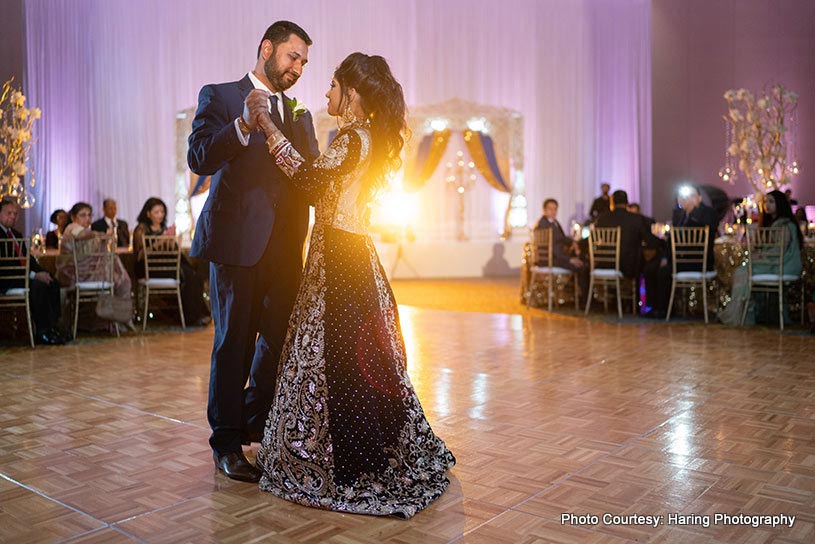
left=0, top=476, right=103, bottom=543
left=2, top=306, right=814, bottom=542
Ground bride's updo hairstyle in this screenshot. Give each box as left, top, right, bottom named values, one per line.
left=334, top=52, right=408, bottom=195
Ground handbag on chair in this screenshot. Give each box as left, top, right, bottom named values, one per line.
left=95, top=293, right=133, bottom=323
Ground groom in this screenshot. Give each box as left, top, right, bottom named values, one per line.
left=188, top=21, right=319, bottom=482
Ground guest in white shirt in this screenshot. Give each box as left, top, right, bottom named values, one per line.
left=91, top=198, right=130, bottom=248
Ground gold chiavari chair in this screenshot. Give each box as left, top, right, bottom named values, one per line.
left=0, top=237, right=35, bottom=347
left=666, top=226, right=717, bottom=323
left=139, top=234, right=185, bottom=330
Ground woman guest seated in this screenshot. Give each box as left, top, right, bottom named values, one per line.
left=720, top=190, right=803, bottom=326
left=133, top=197, right=210, bottom=326
left=57, top=202, right=134, bottom=328
left=45, top=208, right=68, bottom=249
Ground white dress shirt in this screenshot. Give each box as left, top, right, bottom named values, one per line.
left=234, top=72, right=285, bottom=146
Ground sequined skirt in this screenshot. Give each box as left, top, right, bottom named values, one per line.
left=257, top=224, right=455, bottom=518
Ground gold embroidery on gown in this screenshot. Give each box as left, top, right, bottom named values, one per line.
left=257, top=124, right=455, bottom=518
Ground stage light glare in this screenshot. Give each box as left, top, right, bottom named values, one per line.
left=371, top=190, right=420, bottom=228
left=466, top=117, right=488, bottom=133
left=428, top=118, right=449, bottom=132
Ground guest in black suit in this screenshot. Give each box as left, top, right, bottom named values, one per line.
left=45, top=209, right=68, bottom=249
left=188, top=21, right=319, bottom=482
left=644, top=185, right=718, bottom=318
left=628, top=202, right=664, bottom=310
left=589, top=182, right=611, bottom=222
left=534, top=198, right=589, bottom=303
left=0, top=197, right=65, bottom=345
left=596, top=190, right=649, bottom=279
left=91, top=198, right=130, bottom=248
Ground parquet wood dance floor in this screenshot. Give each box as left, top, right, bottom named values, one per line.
left=1, top=307, right=814, bottom=543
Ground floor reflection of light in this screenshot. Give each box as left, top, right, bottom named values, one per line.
left=435, top=368, right=453, bottom=417
left=397, top=305, right=419, bottom=374
left=668, top=421, right=692, bottom=460
left=468, top=372, right=489, bottom=419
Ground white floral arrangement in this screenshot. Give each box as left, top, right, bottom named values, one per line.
left=0, top=78, right=40, bottom=207
left=723, top=84, right=798, bottom=195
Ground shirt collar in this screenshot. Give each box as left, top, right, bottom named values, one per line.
left=247, top=72, right=282, bottom=101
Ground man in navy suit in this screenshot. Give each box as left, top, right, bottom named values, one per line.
left=533, top=198, right=589, bottom=304
left=188, top=21, right=319, bottom=482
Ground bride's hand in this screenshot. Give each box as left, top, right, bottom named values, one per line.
left=256, top=109, right=278, bottom=137
left=244, top=89, right=269, bottom=129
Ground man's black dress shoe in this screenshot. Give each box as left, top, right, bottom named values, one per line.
left=213, top=452, right=262, bottom=483
left=241, top=432, right=263, bottom=446
left=35, top=329, right=66, bottom=345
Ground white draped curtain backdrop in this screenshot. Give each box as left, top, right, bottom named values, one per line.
left=23, top=0, right=651, bottom=237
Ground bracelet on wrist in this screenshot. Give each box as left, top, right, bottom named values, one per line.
left=237, top=116, right=252, bottom=135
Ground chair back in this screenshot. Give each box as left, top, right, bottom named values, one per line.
left=588, top=227, right=620, bottom=272
left=531, top=228, right=554, bottom=269
left=0, top=237, right=31, bottom=299
left=142, top=234, right=181, bottom=282
left=746, top=226, right=786, bottom=278
left=72, top=234, right=116, bottom=289
left=670, top=226, right=709, bottom=276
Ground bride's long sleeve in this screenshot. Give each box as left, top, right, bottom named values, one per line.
left=266, top=129, right=362, bottom=194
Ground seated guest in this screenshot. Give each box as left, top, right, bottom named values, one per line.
left=720, top=190, right=802, bottom=326
left=133, top=197, right=210, bottom=326
left=0, top=197, right=66, bottom=345
left=45, top=209, right=68, bottom=249
left=534, top=198, right=589, bottom=304
left=91, top=198, right=130, bottom=248
left=794, top=206, right=807, bottom=224
left=645, top=185, right=718, bottom=318
left=596, top=190, right=649, bottom=280
left=589, top=182, right=611, bottom=222
left=628, top=202, right=665, bottom=308
left=58, top=202, right=133, bottom=326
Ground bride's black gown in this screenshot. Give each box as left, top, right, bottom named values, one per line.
left=256, top=123, right=455, bottom=518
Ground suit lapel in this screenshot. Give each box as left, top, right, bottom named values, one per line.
left=237, top=74, right=253, bottom=100
left=281, top=92, right=299, bottom=147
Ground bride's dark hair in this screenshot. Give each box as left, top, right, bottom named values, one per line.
left=334, top=53, right=408, bottom=196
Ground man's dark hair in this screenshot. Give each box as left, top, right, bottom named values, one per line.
left=1, top=196, right=18, bottom=212
left=543, top=198, right=558, bottom=209
left=257, top=21, right=312, bottom=58
left=612, top=190, right=628, bottom=205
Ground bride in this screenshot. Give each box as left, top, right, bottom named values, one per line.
left=247, top=52, right=455, bottom=518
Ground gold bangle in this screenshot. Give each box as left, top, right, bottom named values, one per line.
left=237, top=116, right=252, bottom=135
left=266, top=132, right=288, bottom=153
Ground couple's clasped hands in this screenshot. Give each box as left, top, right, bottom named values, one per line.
left=242, top=89, right=283, bottom=139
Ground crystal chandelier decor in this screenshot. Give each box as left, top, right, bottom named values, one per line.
left=722, top=84, right=800, bottom=194
left=718, top=117, right=736, bottom=184
left=445, top=150, right=477, bottom=241
left=0, top=78, right=40, bottom=208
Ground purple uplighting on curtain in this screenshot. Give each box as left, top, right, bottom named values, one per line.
left=22, top=0, right=651, bottom=232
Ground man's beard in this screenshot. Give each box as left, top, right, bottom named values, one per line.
left=264, top=52, right=298, bottom=92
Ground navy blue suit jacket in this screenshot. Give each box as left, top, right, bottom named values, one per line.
left=188, top=75, right=319, bottom=267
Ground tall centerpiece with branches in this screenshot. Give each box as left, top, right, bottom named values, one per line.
left=0, top=78, right=40, bottom=207
left=722, top=84, right=799, bottom=196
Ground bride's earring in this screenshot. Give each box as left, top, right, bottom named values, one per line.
left=342, top=102, right=357, bottom=125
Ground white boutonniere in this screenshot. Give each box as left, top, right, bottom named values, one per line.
left=286, top=97, right=308, bottom=122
